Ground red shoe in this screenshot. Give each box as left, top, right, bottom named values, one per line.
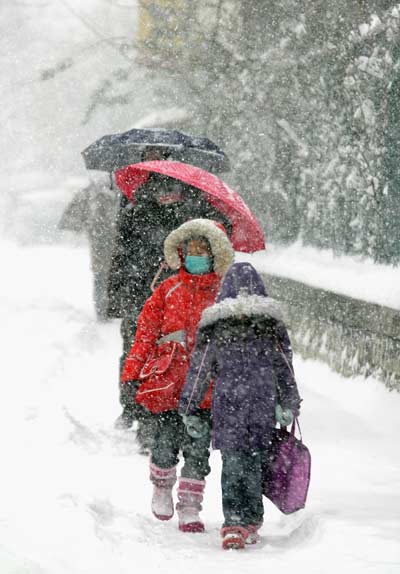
left=221, top=526, right=248, bottom=550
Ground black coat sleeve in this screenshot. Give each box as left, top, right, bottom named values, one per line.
left=273, top=322, right=302, bottom=413
left=106, top=197, right=174, bottom=318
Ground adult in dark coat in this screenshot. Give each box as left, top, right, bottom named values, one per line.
left=179, top=262, right=302, bottom=549
left=107, top=167, right=232, bottom=437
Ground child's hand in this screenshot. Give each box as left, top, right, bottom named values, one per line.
left=182, top=415, right=209, bottom=439
left=275, top=404, right=295, bottom=426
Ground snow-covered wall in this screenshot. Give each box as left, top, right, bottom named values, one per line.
left=260, top=271, right=400, bottom=391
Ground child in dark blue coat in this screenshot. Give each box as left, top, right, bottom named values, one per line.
left=179, top=262, right=302, bottom=549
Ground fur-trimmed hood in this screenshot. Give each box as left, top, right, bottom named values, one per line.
left=163, top=218, right=234, bottom=277
left=199, top=261, right=285, bottom=327
left=199, top=293, right=284, bottom=328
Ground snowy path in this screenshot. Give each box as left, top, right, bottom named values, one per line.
left=1, top=240, right=399, bottom=574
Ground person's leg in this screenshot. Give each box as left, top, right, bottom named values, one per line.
left=220, top=450, right=250, bottom=549
left=151, top=411, right=183, bottom=469
left=241, top=451, right=264, bottom=544
left=220, top=450, right=248, bottom=527
left=114, top=313, right=139, bottom=430
left=177, top=410, right=211, bottom=532
left=136, top=409, right=157, bottom=453
left=180, top=410, right=211, bottom=480
left=150, top=411, right=183, bottom=520
left=93, top=270, right=110, bottom=322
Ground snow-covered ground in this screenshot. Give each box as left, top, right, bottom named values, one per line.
left=1, top=202, right=399, bottom=574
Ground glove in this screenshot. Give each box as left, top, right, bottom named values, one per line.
left=181, top=414, right=209, bottom=439
left=275, top=404, right=294, bottom=427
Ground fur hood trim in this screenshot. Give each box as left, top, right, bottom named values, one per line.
left=164, top=218, right=234, bottom=277
left=199, top=294, right=285, bottom=328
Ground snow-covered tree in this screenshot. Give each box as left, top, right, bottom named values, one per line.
left=145, top=0, right=400, bottom=263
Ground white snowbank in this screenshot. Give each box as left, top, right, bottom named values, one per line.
left=238, top=242, right=400, bottom=310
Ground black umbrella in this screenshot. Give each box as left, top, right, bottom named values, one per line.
left=81, top=128, right=230, bottom=174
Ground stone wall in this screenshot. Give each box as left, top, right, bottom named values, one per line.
left=261, top=272, right=400, bottom=391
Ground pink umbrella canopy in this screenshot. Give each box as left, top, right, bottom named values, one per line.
left=115, top=161, right=266, bottom=253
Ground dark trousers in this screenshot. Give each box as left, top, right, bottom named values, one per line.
left=151, top=411, right=212, bottom=481
left=93, top=271, right=110, bottom=321
left=119, top=312, right=139, bottom=408
left=221, top=450, right=266, bottom=528
left=118, top=312, right=157, bottom=448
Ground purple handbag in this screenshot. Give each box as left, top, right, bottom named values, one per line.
left=262, top=419, right=311, bottom=514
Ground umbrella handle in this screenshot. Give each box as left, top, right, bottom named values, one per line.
left=150, top=261, right=169, bottom=292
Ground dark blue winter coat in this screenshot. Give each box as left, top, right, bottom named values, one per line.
left=179, top=262, right=301, bottom=451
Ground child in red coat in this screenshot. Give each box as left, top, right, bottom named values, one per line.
left=121, top=219, right=234, bottom=532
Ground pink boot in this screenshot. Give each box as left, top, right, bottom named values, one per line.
left=176, top=477, right=205, bottom=533
left=150, top=462, right=177, bottom=521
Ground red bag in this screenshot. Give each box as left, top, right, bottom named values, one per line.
left=135, top=341, right=190, bottom=413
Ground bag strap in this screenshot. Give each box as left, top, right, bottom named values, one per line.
left=150, top=260, right=169, bottom=292
left=280, top=417, right=303, bottom=440
left=275, top=336, right=296, bottom=380
left=288, top=418, right=303, bottom=442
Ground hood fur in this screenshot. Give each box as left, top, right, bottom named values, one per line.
left=164, top=218, right=234, bottom=277
left=199, top=293, right=285, bottom=328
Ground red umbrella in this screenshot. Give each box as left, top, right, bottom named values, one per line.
left=115, top=161, right=265, bottom=253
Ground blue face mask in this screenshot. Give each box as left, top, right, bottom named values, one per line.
left=184, top=255, right=212, bottom=275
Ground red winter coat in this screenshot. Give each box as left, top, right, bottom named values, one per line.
left=121, top=267, right=221, bottom=411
